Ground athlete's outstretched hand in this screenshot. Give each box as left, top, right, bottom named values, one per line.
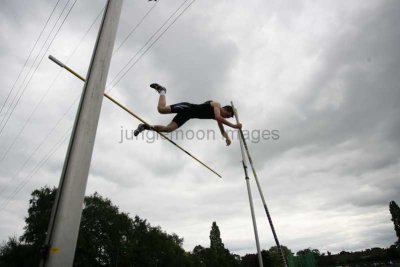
left=234, top=123, right=242, bottom=129
left=226, top=137, right=232, bottom=146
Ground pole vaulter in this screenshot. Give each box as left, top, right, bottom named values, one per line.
left=48, top=55, right=221, bottom=178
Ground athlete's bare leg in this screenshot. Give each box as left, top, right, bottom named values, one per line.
left=134, top=83, right=175, bottom=136
left=150, top=83, right=171, bottom=114
left=152, top=121, right=178, bottom=133
left=157, top=94, right=171, bottom=114
left=134, top=121, right=178, bottom=136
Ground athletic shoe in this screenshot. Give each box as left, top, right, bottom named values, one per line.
left=134, top=123, right=150, bottom=136
left=150, top=83, right=167, bottom=94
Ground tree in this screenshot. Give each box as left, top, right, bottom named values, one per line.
left=241, top=253, right=259, bottom=267
left=390, top=201, right=400, bottom=246
left=190, top=222, right=240, bottom=267
left=209, top=222, right=240, bottom=267
left=296, top=248, right=320, bottom=257
left=21, top=186, right=57, bottom=264
left=21, top=187, right=56, bottom=246
left=0, top=187, right=190, bottom=266
left=210, top=222, right=224, bottom=253
left=74, top=192, right=137, bottom=266
left=268, top=245, right=292, bottom=267
left=387, top=245, right=400, bottom=260
left=0, top=187, right=57, bottom=267
left=191, top=245, right=208, bottom=267
left=0, top=236, right=34, bottom=267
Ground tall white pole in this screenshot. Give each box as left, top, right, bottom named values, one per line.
left=231, top=101, right=288, bottom=267
left=41, top=1, right=123, bottom=266
left=232, top=101, right=264, bottom=267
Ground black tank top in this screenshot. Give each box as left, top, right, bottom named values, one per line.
left=191, top=100, right=215, bottom=119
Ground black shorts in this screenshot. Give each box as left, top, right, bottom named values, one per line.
left=170, top=102, right=194, bottom=128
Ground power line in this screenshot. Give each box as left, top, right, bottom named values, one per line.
left=108, top=0, right=191, bottom=88
left=0, top=0, right=62, bottom=117
left=0, top=5, right=104, bottom=203
left=0, top=0, right=198, bottom=210
left=113, top=0, right=161, bottom=55
left=0, top=2, right=154, bottom=206
left=0, top=6, right=105, bottom=164
left=0, top=94, right=79, bottom=199
left=108, top=0, right=196, bottom=92
left=0, top=127, right=71, bottom=211
left=0, top=0, right=72, bottom=130
left=0, top=0, right=78, bottom=138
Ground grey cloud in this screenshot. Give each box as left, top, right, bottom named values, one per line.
left=1, top=0, right=400, bottom=256
left=246, top=0, right=400, bottom=169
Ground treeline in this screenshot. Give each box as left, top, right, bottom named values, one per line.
left=311, top=247, right=400, bottom=266
left=238, top=246, right=400, bottom=267
left=241, top=200, right=400, bottom=267
left=1, top=187, right=400, bottom=267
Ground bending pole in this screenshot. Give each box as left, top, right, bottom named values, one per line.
left=231, top=101, right=288, bottom=267
left=233, top=107, right=264, bottom=267
left=48, top=55, right=222, bottom=178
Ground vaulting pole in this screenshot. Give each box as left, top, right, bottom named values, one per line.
left=48, top=55, right=222, bottom=178
left=232, top=102, right=264, bottom=267
left=40, top=1, right=123, bottom=266
left=231, top=101, right=288, bottom=267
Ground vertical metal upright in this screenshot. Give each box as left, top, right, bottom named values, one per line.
left=231, top=101, right=288, bottom=267
left=232, top=102, right=264, bottom=267
left=40, top=1, right=123, bottom=266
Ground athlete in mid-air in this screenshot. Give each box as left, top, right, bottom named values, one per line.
left=134, top=83, right=242, bottom=146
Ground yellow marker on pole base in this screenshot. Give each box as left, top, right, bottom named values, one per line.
left=49, top=247, right=60, bottom=254
left=48, top=55, right=222, bottom=178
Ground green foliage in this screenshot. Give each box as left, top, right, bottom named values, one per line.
left=312, top=247, right=400, bottom=266
left=191, top=245, right=209, bottom=267
left=0, top=187, right=189, bottom=267
left=288, top=249, right=317, bottom=267
left=74, top=192, right=137, bottom=266
left=268, top=245, right=292, bottom=267
left=390, top=200, right=400, bottom=246
left=1, top=187, right=56, bottom=267
left=3, top=187, right=400, bottom=267
left=296, top=248, right=320, bottom=257
left=189, top=222, right=240, bottom=267
left=241, top=252, right=259, bottom=267
left=209, top=221, right=224, bottom=252
left=241, top=250, right=274, bottom=267
left=21, top=186, right=56, bottom=246
left=0, top=236, right=36, bottom=267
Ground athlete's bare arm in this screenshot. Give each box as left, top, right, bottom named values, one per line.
left=211, top=102, right=241, bottom=129
left=218, top=121, right=232, bottom=146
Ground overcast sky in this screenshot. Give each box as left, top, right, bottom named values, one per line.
left=0, top=0, right=399, bottom=256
